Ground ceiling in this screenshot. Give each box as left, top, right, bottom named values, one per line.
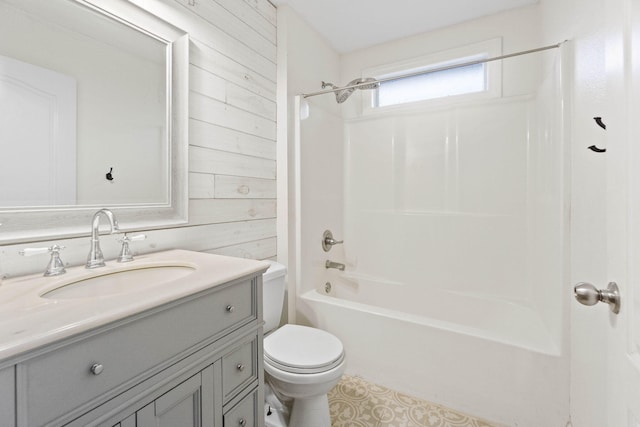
left=270, top=0, right=539, bottom=53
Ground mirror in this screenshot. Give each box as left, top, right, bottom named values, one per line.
left=0, top=0, right=188, bottom=243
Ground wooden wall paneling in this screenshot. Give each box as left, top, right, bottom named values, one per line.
left=225, top=83, right=276, bottom=121
left=190, top=40, right=276, bottom=99
left=207, top=237, right=277, bottom=260
left=189, top=119, right=276, bottom=160
left=190, top=65, right=276, bottom=121
left=239, top=0, right=277, bottom=27
left=172, top=10, right=276, bottom=81
left=189, top=172, right=216, bottom=199
left=213, top=175, right=276, bottom=199
left=190, top=92, right=276, bottom=140
left=213, top=0, right=276, bottom=43
left=173, top=0, right=276, bottom=61
left=188, top=199, right=276, bottom=225
left=144, top=220, right=277, bottom=253
left=189, top=146, right=276, bottom=179
left=190, top=66, right=226, bottom=102
left=192, top=171, right=281, bottom=200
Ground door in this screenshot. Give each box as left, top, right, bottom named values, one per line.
left=589, top=0, right=640, bottom=425
left=0, top=54, right=77, bottom=206
left=605, top=0, right=640, bottom=424
left=572, top=0, right=640, bottom=425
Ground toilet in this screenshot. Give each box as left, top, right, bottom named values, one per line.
left=262, top=261, right=346, bottom=427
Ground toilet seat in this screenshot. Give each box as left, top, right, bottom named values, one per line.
left=264, top=324, right=345, bottom=374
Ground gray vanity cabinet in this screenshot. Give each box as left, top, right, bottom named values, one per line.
left=4, top=272, right=265, bottom=427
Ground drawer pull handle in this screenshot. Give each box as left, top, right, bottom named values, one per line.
left=239, top=418, right=246, bottom=426
left=90, top=363, right=104, bottom=376
left=226, top=305, right=235, bottom=313
left=236, top=363, right=245, bottom=372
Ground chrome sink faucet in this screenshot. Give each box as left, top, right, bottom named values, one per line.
left=86, top=208, right=120, bottom=269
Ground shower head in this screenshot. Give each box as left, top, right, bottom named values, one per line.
left=334, top=77, right=379, bottom=104
left=321, top=81, right=338, bottom=90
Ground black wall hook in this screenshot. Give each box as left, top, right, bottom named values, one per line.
left=588, top=117, right=607, bottom=152
left=106, top=167, right=114, bottom=181
left=587, top=145, right=606, bottom=153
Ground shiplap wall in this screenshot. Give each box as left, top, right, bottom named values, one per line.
left=0, top=0, right=278, bottom=278
left=179, top=0, right=277, bottom=261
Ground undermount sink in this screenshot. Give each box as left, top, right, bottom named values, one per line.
left=41, top=265, right=196, bottom=299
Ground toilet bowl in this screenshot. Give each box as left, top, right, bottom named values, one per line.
left=262, top=262, right=346, bottom=427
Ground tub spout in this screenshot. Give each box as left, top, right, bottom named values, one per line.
left=325, top=260, right=345, bottom=271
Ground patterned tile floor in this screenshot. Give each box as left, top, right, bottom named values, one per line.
left=328, top=375, right=500, bottom=427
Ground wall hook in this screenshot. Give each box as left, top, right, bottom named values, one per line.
left=587, top=145, right=606, bottom=153
left=588, top=117, right=607, bottom=152
left=106, top=167, right=114, bottom=181
left=593, top=117, right=606, bottom=130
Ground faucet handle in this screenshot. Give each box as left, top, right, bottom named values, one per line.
left=19, top=245, right=66, bottom=276
left=117, top=233, right=147, bottom=244
left=322, top=230, right=344, bottom=252
left=117, top=233, right=146, bottom=263
left=19, top=247, right=51, bottom=257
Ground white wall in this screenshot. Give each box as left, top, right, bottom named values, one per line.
left=340, top=5, right=542, bottom=118
left=0, top=0, right=277, bottom=277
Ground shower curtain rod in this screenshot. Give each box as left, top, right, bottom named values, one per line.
left=301, top=41, right=566, bottom=99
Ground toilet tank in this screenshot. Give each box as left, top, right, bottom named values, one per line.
left=262, top=260, right=287, bottom=334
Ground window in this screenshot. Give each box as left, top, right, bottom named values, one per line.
left=364, top=39, right=502, bottom=111
left=375, top=60, right=486, bottom=107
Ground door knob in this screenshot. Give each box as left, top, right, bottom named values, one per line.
left=574, top=282, right=620, bottom=314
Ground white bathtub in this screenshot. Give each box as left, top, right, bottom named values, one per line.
left=297, top=277, right=568, bottom=427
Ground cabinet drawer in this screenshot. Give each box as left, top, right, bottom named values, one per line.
left=19, top=278, right=256, bottom=426
left=222, top=336, right=258, bottom=403
left=224, top=388, right=258, bottom=427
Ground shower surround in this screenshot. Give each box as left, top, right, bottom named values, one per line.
left=293, top=45, right=570, bottom=426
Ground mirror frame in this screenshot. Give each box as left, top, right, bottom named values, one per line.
left=0, top=0, right=188, bottom=244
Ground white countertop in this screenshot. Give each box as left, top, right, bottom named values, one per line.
left=0, top=249, right=270, bottom=363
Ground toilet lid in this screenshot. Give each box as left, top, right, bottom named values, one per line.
left=264, top=324, right=344, bottom=374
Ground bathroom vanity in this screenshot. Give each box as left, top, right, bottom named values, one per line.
left=0, top=250, right=268, bottom=427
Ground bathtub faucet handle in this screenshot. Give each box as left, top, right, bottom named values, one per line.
left=322, top=230, right=343, bottom=252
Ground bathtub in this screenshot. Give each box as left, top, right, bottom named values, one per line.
left=297, top=276, right=568, bottom=427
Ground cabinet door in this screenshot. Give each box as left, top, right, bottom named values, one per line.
left=136, top=366, right=214, bottom=427
left=113, top=414, right=135, bottom=427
